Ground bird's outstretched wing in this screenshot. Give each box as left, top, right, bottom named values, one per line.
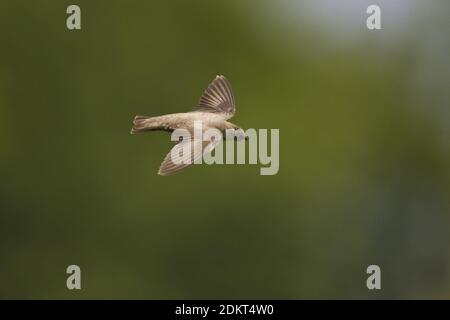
left=158, top=137, right=220, bottom=176
left=193, top=75, right=235, bottom=118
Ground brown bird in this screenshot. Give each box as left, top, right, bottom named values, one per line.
left=131, top=75, right=244, bottom=176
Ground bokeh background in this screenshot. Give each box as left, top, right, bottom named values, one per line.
left=1, top=0, right=449, bottom=299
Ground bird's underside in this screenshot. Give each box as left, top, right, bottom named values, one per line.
left=131, top=75, right=240, bottom=176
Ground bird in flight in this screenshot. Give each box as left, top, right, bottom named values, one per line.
left=131, top=75, right=244, bottom=176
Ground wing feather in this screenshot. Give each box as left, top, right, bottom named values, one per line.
left=158, top=138, right=220, bottom=176
left=194, top=75, right=235, bottom=118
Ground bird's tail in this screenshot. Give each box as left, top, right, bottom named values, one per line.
left=130, top=115, right=156, bottom=134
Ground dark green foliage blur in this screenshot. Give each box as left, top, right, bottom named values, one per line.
left=0, top=1, right=449, bottom=299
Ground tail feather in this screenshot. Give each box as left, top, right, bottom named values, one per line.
left=130, top=115, right=173, bottom=134
left=134, top=115, right=149, bottom=121
left=131, top=115, right=152, bottom=134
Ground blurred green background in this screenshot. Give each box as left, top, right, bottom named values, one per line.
left=1, top=0, right=449, bottom=299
